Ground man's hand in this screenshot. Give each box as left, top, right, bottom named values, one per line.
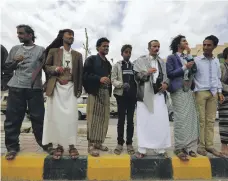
left=76, top=91, right=82, bottom=98
left=159, top=82, right=168, bottom=92
left=100, top=77, right=110, bottom=84
left=13, top=55, right=24, bottom=62
left=123, top=83, right=130, bottom=91
left=185, top=61, right=194, bottom=69
left=55, top=66, right=64, bottom=74
left=148, top=68, right=157, bottom=74
left=219, top=93, right=225, bottom=104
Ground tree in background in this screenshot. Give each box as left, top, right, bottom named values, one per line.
left=83, top=28, right=91, bottom=60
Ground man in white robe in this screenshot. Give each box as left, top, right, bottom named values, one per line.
left=134, top=40, right=171, bottom=158
left=42, top=29, right=83, bottom=160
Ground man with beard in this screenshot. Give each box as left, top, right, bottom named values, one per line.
left=194, top=35, right=224, bottom=157
left=111, top=44, right=137, bottom=155
left=42, top=29, right=83, bottom=160
left=134, top=40, right=171, bottom=158
left=166, top=35, right=198, bottom=161
left=4, top=25, right=47, bottom=160
left=83, top=37, right=112, bottom=157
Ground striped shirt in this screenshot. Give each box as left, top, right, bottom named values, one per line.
left=194, top=55, right=222, bottom=95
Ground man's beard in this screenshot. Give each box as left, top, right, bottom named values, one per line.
left=21, top=40, right=30, bottom=44
left=65, top=41, right=73, bottom=46
left=64, top=39, right=73, bottom=45
left=101, top=49, right=108, bottom=55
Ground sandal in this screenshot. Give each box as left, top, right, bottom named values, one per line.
left=197, top=148, right=207, bottom=156
left=127, top=145, right=135, bottom=155
left=135, top=152, right=146, bottom=158
left=189, top=150, right=197, bottom=157
left=5, top=151, right=17, bottom=160
left=114, top=145, right=123, bottom=155
left=94, top=144, right=109, bottom=151
left=69, top=147, right=79, bottom=159
left=158, top=152, right=169, bottom=158
left=175, top=150, right=189, bottom=161
left=53, top=146, right=64, bottom=160
left=88, top=145, right=99, bottom=157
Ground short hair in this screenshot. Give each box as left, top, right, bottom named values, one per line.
left=169, top=35, right=185, bottom=54
left=96, top=37, right=110, bottom=47
left=223, top=47, right=228, bottom=59
left=16, top=24, right=36, bottom=42
left=148, top=40, right=159, bottom=49
left=121, top=44, right=132, bottom=54
left=204, top=35, right=219, bottom=46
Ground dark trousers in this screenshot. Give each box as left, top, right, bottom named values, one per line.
left=115, top=94, right=136, bottom=145
left=4, top=87, right=45, bottom=151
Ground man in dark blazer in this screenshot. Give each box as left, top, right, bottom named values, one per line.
left=166, top=34, right=199, bottom=161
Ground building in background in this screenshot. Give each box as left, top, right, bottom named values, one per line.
left=191, top=43, right=228, bottom=62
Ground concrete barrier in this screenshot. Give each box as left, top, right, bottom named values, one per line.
left=1, top=153, right=228, bottom=180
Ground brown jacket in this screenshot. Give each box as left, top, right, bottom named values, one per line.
left=44, top=48, right=83, bottom=97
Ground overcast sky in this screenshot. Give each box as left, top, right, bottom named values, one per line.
left=1, top=0, right=228, bottom=63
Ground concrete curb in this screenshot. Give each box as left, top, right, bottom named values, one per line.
left=1, top=153, right=228, bottom=180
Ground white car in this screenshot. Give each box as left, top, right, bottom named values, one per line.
left=78, top=106, right=86, bottom=120
left=166, top=92, right=174, bottom=122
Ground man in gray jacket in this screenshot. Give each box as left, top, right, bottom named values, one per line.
left=111, top=44, right=137, bottom=155
left=134, top=40, right=171, bottom=158
left=4, top=25, right=47, bottom=160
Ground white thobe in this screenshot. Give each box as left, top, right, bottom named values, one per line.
left=136, top=56, right=171, bottom=154
left=42, top=47, right=78, bottom=148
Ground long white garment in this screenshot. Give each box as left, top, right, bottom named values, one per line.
left=42, top=82, right=78, bottom=148
left=136, top=94, right=171, bottom=150
left=150, top=56, right=159, bottom=83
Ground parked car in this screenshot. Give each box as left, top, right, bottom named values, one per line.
left=1, top=91, right=86, bottom=120
left=75, top=94, right=118, bottom=119
left=166, top=92, right=174, bottom=122
left=1, top=91, right=30, bottom=117
left=1, top=91, right=220, bottom=122
left=1, top=91, right=8, bottom=115
left=110, top=98, right=118, bottom=117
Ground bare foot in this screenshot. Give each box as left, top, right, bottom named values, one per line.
left=221, top=144, right=226, bottom=155
left=221, top=144, right=228, bottom=156
left=135, top=152, right=146, bottom=158
left=206, top=148, right=224, bottom=157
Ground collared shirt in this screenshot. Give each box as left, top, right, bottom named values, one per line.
left=60, top=46, right=72, bottom=69
left=150, top=55, right=159, bottom=83
left=194, top=55, right=222, bottom=95
left=176, top=52, right=193, bottom=80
